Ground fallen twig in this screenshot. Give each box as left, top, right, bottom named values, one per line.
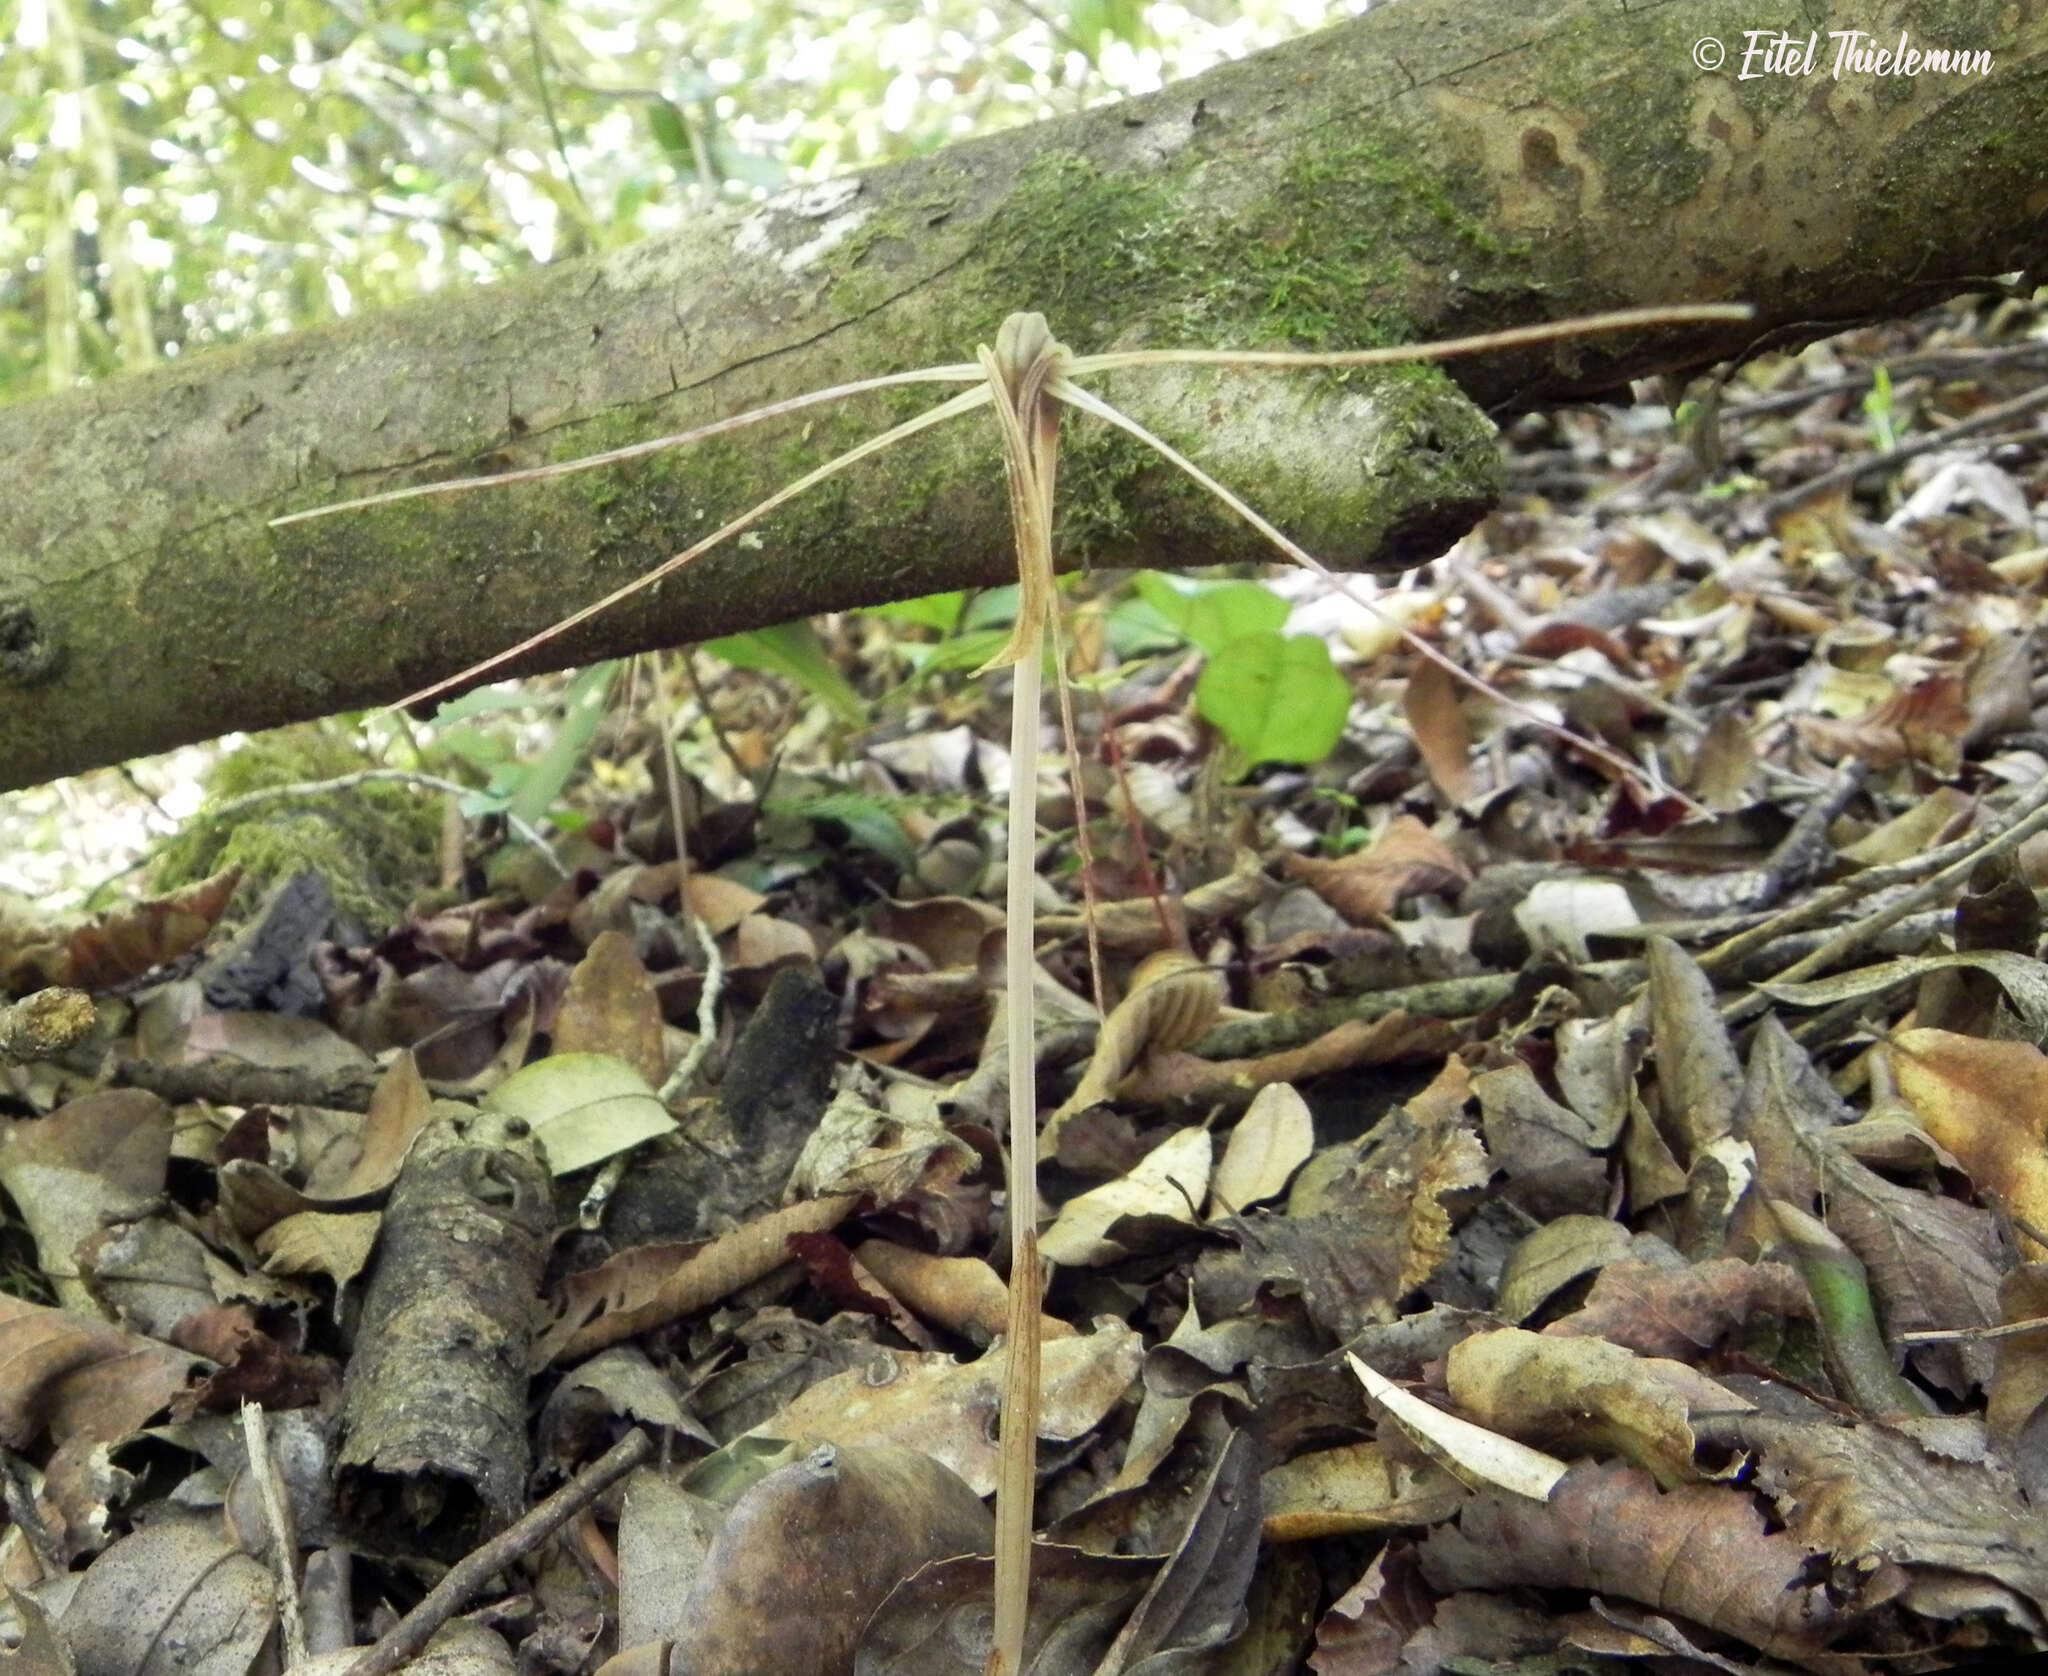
left=1757, top=378, right=2048, bottom=518
left=242, top=1402, right=308, bottom=1669
left=1698, top=775, right=2048, bottom=978
left=1724, top=776, right=2048, bottom=1023
left=343, top=1429, right=655, bottom=1676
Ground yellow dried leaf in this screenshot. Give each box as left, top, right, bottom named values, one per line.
left=1889, top=1026, right=2048, bottom=1259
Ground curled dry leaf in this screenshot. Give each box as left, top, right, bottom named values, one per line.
left=739, top=1321, right=1143, bottom=1497
left=1418, top=1460, right=1868, bottom=1667
left=1495, top=1214, right=1639, bottom=1324
left=255, top=1211, right=381, bottom=1293
left=1280, top=816, right=1472, bottom=925
left=0, top=1292, right=206, bottom=1454
left=1796, top=669, right=1973, bottom=771
left=1125, top=1010, right=1457, bottom=1115
left=0, top=1089, right=173, bottom=1319
left=62, top=869, right=243, bottom=993
left=1401, top=657, right=1476, bottom=804
left=1347, top=1355, right=1566, bottom=1502
left=1040, top=1126, right=1213, bottom=1267
left=536, top=1195, right=860, bottom=1365
left=1261, top=1441, right=1464, bottom=1540
left=852, top=1241, right=1075, bottom=1343
left=1445, top=1327, right=1752, bottom=1488
left=785, top=1085, right=976, bottom=1205
left=307, top=1050, right=435, bottom=1199
left=1043, top=950, right=1223, bottom=1146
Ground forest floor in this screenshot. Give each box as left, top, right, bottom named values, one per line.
left=4, top=290, right=2048, bottom=1676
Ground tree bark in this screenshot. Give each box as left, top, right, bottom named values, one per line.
left=2, top=0, right=2044, bottom=789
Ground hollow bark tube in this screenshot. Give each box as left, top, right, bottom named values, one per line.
left=336, top=1108, right=553, bottom=1559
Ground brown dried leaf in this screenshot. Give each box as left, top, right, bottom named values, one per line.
left=553, top=930, right=668, bottom=1088
left=1446, top=1327, right=1750, bottom=1487
left=1815, top=1140, right=2005, bottom=1398
left=1646, top=935, right=1744, bottom=1167
left=255, top=1210, right=381, bottom=1292
left=1281, top=817, right=1472, bottom=926
left=536, top=1195, right=860, bottom=1364
left=1888, top=1027, right=2048, bottom=1259
left=305, top=1051, right=434, bottom=1199
left=1040, top=1126, right=1211, bottom=1267
left=1208, top=1082, right=1314, bottom=1217
left=683, top=874, right=767, bottom=937
left=1418, top=1461, right=1867, bottom=1666
left=63, top=869, right=242, bottom=992
left=1261, top=1441, right=1465, bottom=1541
left=1741, top=1413, right=2048, bottom=1621
left=1796, top=671, right=1972, bottom=771
left=1401, top=659, right=1475, bottom=803
left=1123, top=1012, right=1457, bottom=1113
left=1496, top=1215, right=1640, bottom=1324
left=60, top=1514, right=276, bottom=1676
left=666, top=1444, right=992, bottom=1676
left=851, top=1241, right=1075, bottom=1344
left=856, top=1544, right=1153, bottom=1676
left=0, top=1090, right=173, bottom=1319
left=1202, top=1101, right=1490, bottom=1340
left=0, top=1292, right=206, bottom=1453
left=1044, top=951, right=1223, bottom=1144
left=1543, top=1256, right=1811, bottom=1362
left=1987, top=1265, right=2048, bottom=1502
left=740, top=1322, right=1143, bottom=1496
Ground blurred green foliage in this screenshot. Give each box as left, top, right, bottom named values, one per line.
left=1, top=0, right=1355, bottom=405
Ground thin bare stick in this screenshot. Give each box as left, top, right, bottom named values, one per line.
left=396, top=384, right=992, bottom=708
left=655, top=649, right=724, bottom=1103
left=344, top=1429, right=654, bottom=1676
left=1050, top=377, right=1700, bottom=811
left=241, top=1401, right=307, bottom=1670
left=1720, top=775, right=2048, bottom=1023
left=269, top=364, right=983, bottom=526
left=1070, top=303, right=1753, bottom=374
left=1898, top=1315, right=2048, bottom=1345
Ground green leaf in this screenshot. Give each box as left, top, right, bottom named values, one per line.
left=772, top=791, right=918, bottom=873
left=430, top=681, right=553, bottom=725
left=1132, top=572, right=1289, bottom=656
left=484, top=1052, right=676, bottom=1175
left=508, top=660, right=620, bottom=829
left=645, top=100, right=696, bottom=168
left=1196, top=633, right=1351, bottom=766
left=860, top=592, right=965, bottom=633
left=900, top=627, right=1013, bottom=676
left=961, top=585, right=1019, bottom=632
left=709, top=621, right=865, bottom=725
left=1106, top=593, right=1185, bottom=659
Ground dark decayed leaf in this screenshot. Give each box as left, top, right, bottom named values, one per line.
left=666, top=1444, right=993, bottom=1676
